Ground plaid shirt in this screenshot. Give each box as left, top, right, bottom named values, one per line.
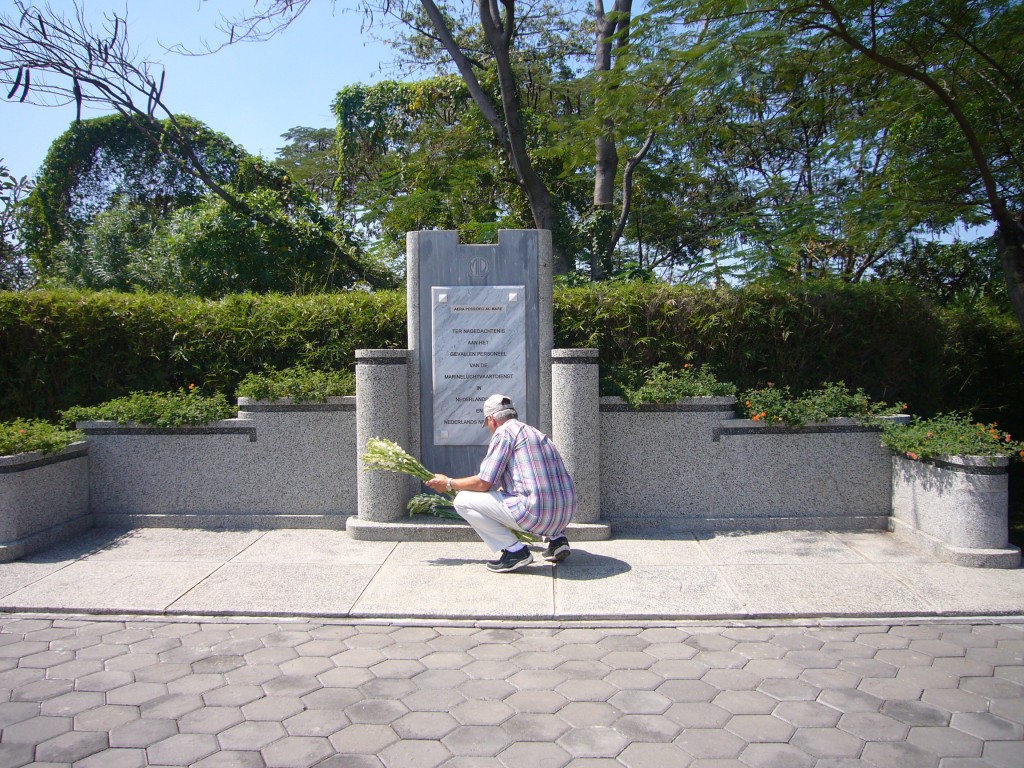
left=477, top=419, right=576, bottom=537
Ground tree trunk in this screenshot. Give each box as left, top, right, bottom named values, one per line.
left=996, top=212, right=1024, bottom=334
left=592, top=1, right=632, bottom=279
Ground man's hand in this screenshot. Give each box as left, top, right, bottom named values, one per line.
left=425, top=474, right=449, bottom=493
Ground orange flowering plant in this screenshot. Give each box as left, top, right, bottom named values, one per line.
left=737, top=382, right=904, bottom=427
left=881, top=413, right=1024, bottom=464
left=0, top=419, right=83, bottom=457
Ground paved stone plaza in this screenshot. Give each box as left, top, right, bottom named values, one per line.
left=0, top=615, right=1022, bottom=767
left=0, top=527, right=1022, bottom=766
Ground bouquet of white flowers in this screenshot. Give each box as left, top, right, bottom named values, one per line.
left=361, top=437, right=538, bottom=541
left=361, top=437, right=460, bottom=519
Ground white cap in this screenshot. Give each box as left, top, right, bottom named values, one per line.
left=483, top=394, right=514, bottom=419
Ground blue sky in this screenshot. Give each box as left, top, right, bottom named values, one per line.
left=1, top=0, right=398, bottom=180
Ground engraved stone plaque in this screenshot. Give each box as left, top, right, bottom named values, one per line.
left=431, top=285, right=526, bottom=445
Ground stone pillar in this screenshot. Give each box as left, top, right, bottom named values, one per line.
left=356, top=349, right=409, bottom=523
left=551, top=348, right=600, bottom=524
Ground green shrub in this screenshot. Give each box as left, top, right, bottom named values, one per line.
left=61, top=388, right=237, bottom=427
left=0, top=419, right=83, bottom=457
left=737, top=381, right=905, bottom=427
left=882, top=413, right=1024, bottom=463
left=0, top=289, right=405, bottom=421
left=236, top=365, right=356, bottom=402
left=611, top=362, right=736, bottom=408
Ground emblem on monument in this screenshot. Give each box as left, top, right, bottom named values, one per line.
left=468, top=256, right=490, bottom=278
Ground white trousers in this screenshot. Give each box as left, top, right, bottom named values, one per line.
left=453, top=491, right=526, bottom=553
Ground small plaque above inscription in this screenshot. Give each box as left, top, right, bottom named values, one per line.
left=432, top=285, right=526, bottom=445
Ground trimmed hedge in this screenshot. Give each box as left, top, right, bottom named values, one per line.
left=1, top=284, right=1021, bottom=435
left=0, top=290, right=406, bottom=421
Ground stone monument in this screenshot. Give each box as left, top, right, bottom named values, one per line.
left=408, top=229, right=552, bottom=481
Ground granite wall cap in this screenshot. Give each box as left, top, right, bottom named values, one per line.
left=0, top=441, right=88, bottom=470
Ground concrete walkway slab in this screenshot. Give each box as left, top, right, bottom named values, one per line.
left=0, top=559, right=221, bottom=613
left=228, top=530, right=396, bottom=565
left=167, top=562, right=380, bottom=616
left=719, top=563, right=932, bottom=617
left=555, top=565, right=744, bottom=619
left=351, top=560, right=555, bottom=619
left=0, top=527, right=1020, bottom=621
left=695, top=530, right=869, bottom=565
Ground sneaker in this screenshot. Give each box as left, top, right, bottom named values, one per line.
left=543, top=536, right=571, bottom=563
left=486, top=547, right=534, bottom=573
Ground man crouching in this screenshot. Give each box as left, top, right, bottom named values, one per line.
left=425, top=394, right=575, bottom=572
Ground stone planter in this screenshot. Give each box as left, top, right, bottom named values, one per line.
left=600, top=401, right=894, bottom=532
left=891, top=454, right=1020, bottom=568
left=80, top=396, right=357, bottom=529
left=0, top=442, right=92, bottom=561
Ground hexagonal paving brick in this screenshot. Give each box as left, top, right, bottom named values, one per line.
left=613, top=714, right=681, bottom=743
left=359, top=678, right=416, bottom=700
left=39, top=690, right=104, bottom=716
left=503, top=690, right=568, bottom=714
left=656, top=679, right=718, bottom=703
left=218, top=720, right=288, bottom=751
left=498, top=741, right=571, bottom=768
left=739, top=742, right=815, bottom=768
left=556, top=725, right=628, bottom=759
left=106, top=682, right=169, bottom=706
left=73, top=704, right=141, bottom=733
left=881, top=699, right=950, bottom=727
left=109, top=718, right=178, bottom=748
left=262, top=675, right=322, bottom=698
left=35, top=730, right=108, bottom=763
left=2, top=714, right=72, bottom=744
left=392, top=711, right=460, bottom=740
left=555, top=679, right=616, bottom=702
left=557, top=701, right=619, bottom=728
left=457, top=679, right=516, bottom=701
left=146, top=733, right=220, bottom=766
left=261, top=735, right=336, bottom=768
left=345, top=698, right=409, bottom=725
left=674, top=727, right=745, bottom=759
left=950, top=711, right=1024, bottom=741
left=789, top=726, right=864, bottom=758
left=713, top=690, right=777, bottom=715
left=837, top=711, right=910, bottom=741
left=442, top=725, right=512, bottom=757
left=450, top=699, right=514, bottom=726
left=278, top=657, right=334, bottom=677
left=328, top=724, right=399, bottom=755
left=400, top=688, right=467, bottom=713
left=860, top=741, right=940, bottom=768
left=241, top=695, right=305, bottom=721
left=75, top=746, right=148, bottom=768
left=379, top=738, right=452, bottom=768
left=664, top=702, right=732, bottom=729
left=301, top=688, right=362, bottom=712
left=724, top=713, right=795, bottom=743
left=283, top=708, right=351, bottom=738
left=503, top=713, right=571, bottom=742
left=907, top=725, right=983, bottom=758
left=203, top=684, right=265, bottom=708
left=178, top=706, right=245, bottom=735
left=772, top=700, right=842, bottom=728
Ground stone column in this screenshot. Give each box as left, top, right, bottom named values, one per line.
left=551, top=348, right=600, bottom=524
left=356, top=349, right=409, bottom=523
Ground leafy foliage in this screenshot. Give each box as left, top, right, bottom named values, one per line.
left=60, top=388, right=237, bottom=428
left=235, top=365, right=355, bottom=402
left=1, top=284, right=1020, bottom=436
left=0, top=289, right=406, bottom=422
left=882, top=413, right=1024, bottom=463
left=609, top=361, right=736, bottom=407
left=0, top=418, right=82, bottom=457
left=0, top=161, right=33, bottom=290
left=737, top=382, right=905, bottom=428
